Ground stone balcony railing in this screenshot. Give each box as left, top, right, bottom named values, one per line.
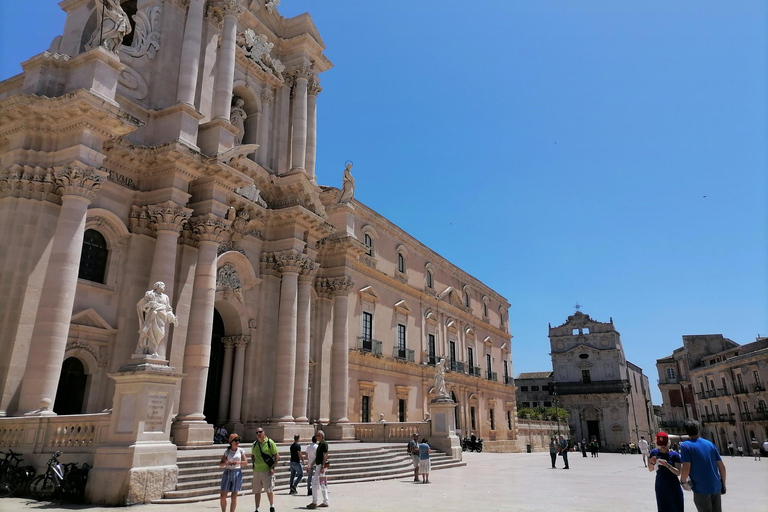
left=553, top=380, right=630, bottom=396
left=352, top=421, right=432, bottom=443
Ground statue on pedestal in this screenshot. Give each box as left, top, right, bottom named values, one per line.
left=433, top=358, right=451, bottom=402
left=86, top=0, right=132, bottom=54
left=337, top=162, right=355, bottom=204
left=135, top=282, right=178, bottom=357
left=230, top=97, right=247, bottom=145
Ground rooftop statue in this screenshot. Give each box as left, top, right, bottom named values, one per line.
left=433, top=358, right=451, bottom=401
left=337, top=162, right=355, bottom=204
left=86, top=0, right=132, bottom=54
left=136, top=282, right=178, bottom=358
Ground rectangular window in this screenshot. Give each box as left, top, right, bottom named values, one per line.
left=572, top=329, right=579, bottom=335
left=449, top=341, right=456, bottom=362
left=531, top=386, right=539, bottom=392
left=428, top=334, right=436, bottom=364
left=489, top=408, right=495, bottom=431
left=520, top=386, right=529, bottom=392
left=397, top=324, right=406, bottom=354
left=470, top=406, right=476, bottom=430
left=503, top=361, right=509, bottom=379
left=754, top=370, right=762, bottom=386
left=715, top=404, right=720, bottom=416
left=362, top=311, right=373, bottom=351
left=583, top=327, right=590, bottom=334
left=542, top=385, right=549, bottom=391
left=582, top=369, right=591, bottom=384
left=507, top=410, right=512, bottom=430
left=467, top=347, right=474, bottom=368
left=666, top=368, right=676, bottom=380
left=483, top=302, right=488, bottom=317
left=721, top=377, right=727, bottom=394
left=486, top=354, right=492, bottom=373
left=397, top=253, right=405, bottom=273
left=361, top=395, right=370, bottom=423
left=398, top=399, right=406, bottom=422
left=737, top=374, right=744, bottom=391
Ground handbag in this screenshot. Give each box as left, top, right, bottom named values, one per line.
left=257, top=439, right=276, bottom=468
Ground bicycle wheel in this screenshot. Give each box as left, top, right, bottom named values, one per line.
left=0, top=470, right=22, bottom=498
left=29, top=475, right=56, bottom=500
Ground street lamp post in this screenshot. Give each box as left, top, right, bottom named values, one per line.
left=553, top=389, right=561, bottom=438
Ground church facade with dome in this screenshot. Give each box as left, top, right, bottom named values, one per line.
left=0, top=0, right=517, bottom=455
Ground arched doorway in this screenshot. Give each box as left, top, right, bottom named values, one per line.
left=203, top=309, right=226, bottom=425
left=53, top=357, right=87, bottom=415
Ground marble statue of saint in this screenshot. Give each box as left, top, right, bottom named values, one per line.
left=86, top=0, right=132, bottom=54
left=434, top=358, right=450, bottom=400
left=136, top=282, right=178, bottom=357
left=337, top=162, right=355, bottom=204
left=230, top=97, right=247, bottom=145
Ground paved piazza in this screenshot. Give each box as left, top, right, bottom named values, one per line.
left=1, top=452, right=765, bottom=512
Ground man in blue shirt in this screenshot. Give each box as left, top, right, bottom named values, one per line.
left=679, top=419, right=727, bottom=512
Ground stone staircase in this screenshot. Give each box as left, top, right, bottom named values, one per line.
left=155, top=442, right=465, bottom=504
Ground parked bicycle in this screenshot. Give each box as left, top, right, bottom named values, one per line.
left=0, top=449, right=35, bottom=498
left=29, top=451, right=90, bottom=502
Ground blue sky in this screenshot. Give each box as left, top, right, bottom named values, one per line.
left=2, top=1, right=766, bottom=404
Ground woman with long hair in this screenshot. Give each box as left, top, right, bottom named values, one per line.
left=219, top=433, right=248, bottom=512
left=647, top=431, right=684, bottom=512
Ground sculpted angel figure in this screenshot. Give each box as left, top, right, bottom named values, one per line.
left=86, top=0, right=132, bottom=53
left=230, top=97, right=247, bottom=144
left=434, top=358, right=449, bottom=400
left=136, top=282, right=178, bottom=357
left=337, top=162, right=355, bottom=204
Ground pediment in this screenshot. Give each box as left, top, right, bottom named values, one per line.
left=70, top=309, right=116, bottom=332
left=438, top=286, right=463, bottom=307
left=393, top=300, right=411, bottom=315
left=358, top=285, right=380, bottom=303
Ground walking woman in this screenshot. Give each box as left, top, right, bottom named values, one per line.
left=549, top=436, right=558, bottom=468
left=219, top=433, right=248, bottom=512
left=647, top=431, right=683, bottom=512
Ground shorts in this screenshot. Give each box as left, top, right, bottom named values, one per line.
left=221, top=469, right=243, bottom=492
left=253, top=470, right=275, bottom=493
left=411, top=454, right=420, bottom=468
left=419, top=459, right=431, bottom=474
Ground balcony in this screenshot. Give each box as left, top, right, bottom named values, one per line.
left=426, top=354, right=438, bottom=366
left=356, top=336, right=382, bottom=356
left=468, top=366, right=482, bottom=377
left=754, top=383, right=765, bottom=392
left=708, top=413, right=736, bottom=424
left=734, top=385, right=749, bottom=395
left=553, top=380, right=630, bottom=396
left=392, top=347, right=415, bottom=363
left=659, top=420, right=685, bottom=430
left=658, top=378, right=680, bottom=385
left=717, top=387, right=729, bottom=396
left=504, top=375, right=514, bottom=386
left=742, top=410, right=768, bottom=422
left=448, top=359, right=465, bottom=373
left=486, top=371, right=498, bottom=382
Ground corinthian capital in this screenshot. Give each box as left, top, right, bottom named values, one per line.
left=307, top=80, right=322, bottom=97
left=260, top=88, right=275, bottom=105
left=314, top=277, right=335, bottom=300
left=299, top=258, right=320, bottom=279
left=329, top=276, right=354, bottom=296
left=276, top=250, right=304, bottom=274
left=0, top=165, right=58, bottom=203
left=260, top=252, right=281, bottom=277
left=222, top=0, right=245, bottom=16
left=292, top=64, right=313, bottom=82
left=148, top=201, right=193, bottom=234
left=191, top=213, right=230, bottom=244
left=55, top=164, right=107, bottom=200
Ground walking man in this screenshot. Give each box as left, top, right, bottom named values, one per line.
left=289, top=434, right=303, bottom=494
left=304, top=436, right=318, bottom=496
left=407, top=433, right=420, bottom=481
left=750, top=438, right=761, bottom=461
left=307, top=430, right=329, bottom=509
left=726, top=441, right=734, bottom=457
left=581, top=438, right=587, bottom=458
left=679, top=419, right=726, bottom=512
left=558, top=435, right=570, bottom=469
left=251, top=428, right=279, bottom=512
left=639, top=436, right=650, bottom=467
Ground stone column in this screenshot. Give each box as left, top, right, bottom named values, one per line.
left=217, top=337, right=236, bottom=422
left=228, top=335, right=249, bottom=424
left=271, top=251, right=303, bottom=422
left=305, top=80, right=321, bottom=180
left=329, top=276, right=353, bottom=424
left=313, top=279, right=335, bottom=423
left=211, top=2, right=243, bottom=120
left=258, top=89, right=273, bottom=167
left=289, top=66, right=312, bottom=172
left=17, top=165, right=106, bottom=414
left=176, top=0, right=206, bottom=105
left=292, top=261, right=317, bottom=423
left=172, top=214, right=228, bottom=445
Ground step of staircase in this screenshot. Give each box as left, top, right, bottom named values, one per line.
left=153, top=444, right=465, bottom=504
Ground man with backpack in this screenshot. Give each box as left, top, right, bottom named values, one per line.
left=251, top=428, right=280, bottom=512
left=408, top=433, right=420, bottom=482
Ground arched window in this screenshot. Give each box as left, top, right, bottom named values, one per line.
left=426, top=270, right=433, bottom=289
left=397, top=253, right=405, bottom=273
left=79, top=229, right=109, bottom=284
left=364, top=233, right=373, bottom=256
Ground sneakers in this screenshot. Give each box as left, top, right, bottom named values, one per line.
left=270, top=507, right=275, bottom=512
left=307, top=505, right=318, bottom=510
left=289, top=487, right=297, bottom=495
left=318, top=504, right=329, bottom=508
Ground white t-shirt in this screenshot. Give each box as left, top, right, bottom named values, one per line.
left=638, top=439, right=649, bottom=454
left=305, top=442, right=318, bottom=466
left=763, top=441, right=768, bottom=452
left=223, top=448, right=246, bottom=468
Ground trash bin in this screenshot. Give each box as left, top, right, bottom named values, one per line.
left=526, top=444, right=531, bottom=453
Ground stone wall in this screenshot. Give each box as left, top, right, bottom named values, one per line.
left=516, top=419, right=562, bottom=452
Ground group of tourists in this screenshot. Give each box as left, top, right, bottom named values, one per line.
left=407, top=433, right=433, bottom=483
left=548, top=435, right=570, bottom=469
left=726, top=438, right=768, bottom=460
left=217, top=429, right=330, bottom=512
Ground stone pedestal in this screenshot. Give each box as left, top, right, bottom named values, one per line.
left=149, top=103, right=204, bottom=149
left=428, top=399, right=462, bottom=460
left=326, top=203, right=356, bottom=236
left=85, top=362, right=184, bottom=506
left=197, top=118, right=238, bottom=156
left=323, top=422, right=356, bottom=441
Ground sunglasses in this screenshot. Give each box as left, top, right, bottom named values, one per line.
left=232, top=439, right=241, bottom=443
left=256, top=431, right=265, bottom=434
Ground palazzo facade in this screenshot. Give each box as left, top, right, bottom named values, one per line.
left=0, top=0, right=516, bottom=444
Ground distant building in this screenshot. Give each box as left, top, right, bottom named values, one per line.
left=515, top=371, right=554, bottom=408
left=549, top=312, right=655, bottom=450
left=656, top=335, right=768, bottom=451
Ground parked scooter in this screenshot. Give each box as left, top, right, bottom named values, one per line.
left=461, top=434, right=483, bottom=452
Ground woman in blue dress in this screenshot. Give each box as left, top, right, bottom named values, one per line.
left=647, top=431, right=684, bottom=512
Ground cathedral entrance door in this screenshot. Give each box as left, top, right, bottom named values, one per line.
left=203, top=309, right=226, bottom=425
left=587, top=420, right=600, bottom=444
left=53, top=357, right=87, bottom=415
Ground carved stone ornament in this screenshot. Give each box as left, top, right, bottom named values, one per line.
left=260, top=252, right=281, bottom=277
left=217, top=263, right=242, bottom=289
left=222, top=0, right=246, bottom=16
left=55, top=165, right=107, bottom=200
left=234, top=184, right=267, bottom=207
left=329, top=276, right=354, bottom=295
left=230, top=96, right=247, bottom=145
left=67, top=341, right=109, bottom=368
left=307, top=80, right=322, bottom=97
left=147, top=201, right=192, bottom=233
left=292, top=64, right=313, bottom=82
left=260, top=89, right=275, bottom=105
left=314, top=278, right=335, bottom=300
left=121, top=6, right=162, bottom=59
left=265, top=0, right=281, bottom=13
left=86, top=0, right=131, bottom=54
left=191, top=214, right=229, bottom=244
left=276, top=250, right=305, bottom=274
left=236, top=28, right=283, bottom=80
left=0, top=165, right=58, bottom=203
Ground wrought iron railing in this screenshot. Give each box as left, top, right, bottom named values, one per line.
left=504, top=375, right=514, bottom=386
left=448, top=359, right=465, bottom=373
left=392, top=347, right=415, bottom=362
left=356, top=336, right=383, bottom=355
left=468, top=366, right=481, bottom=377
left=486, top=371, right=498, bottom=382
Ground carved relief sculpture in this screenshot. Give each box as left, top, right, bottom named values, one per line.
left=230, top=97, right=247, bottom=144
left=135, top=281, right=179, bottom=357
left=86, top=0, right=132, bottom=54
left=337, top=162, right=355, bottom=204
left=122, top=6, right=162, bottom=59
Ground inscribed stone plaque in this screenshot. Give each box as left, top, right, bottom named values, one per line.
left=145, top=392, right=167, bottom=432
left=117, top=393, right=137, bottom=433
left=434, top=412, right=446, bottom=434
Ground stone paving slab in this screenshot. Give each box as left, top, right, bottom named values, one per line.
left=1, top=452, right=765, bottom=512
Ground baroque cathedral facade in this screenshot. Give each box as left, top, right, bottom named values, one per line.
left=0, top=0, right=516, bottom=445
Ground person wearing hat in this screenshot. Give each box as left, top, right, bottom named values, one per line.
left=648, top=431, right=683, bottom=512
left=219, top=433, right=248, bottom=512
left=407, top=433, right=421, bottom=482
